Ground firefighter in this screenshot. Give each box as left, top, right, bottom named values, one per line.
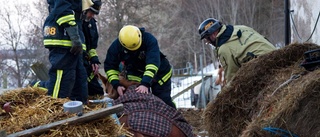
left=198, top=18, right=276, bottom=84
left=43, top=0, right=88, bottom=103
left=104, top=25, right=176, bottom=109
left=82, top=0, right=104, bottom=96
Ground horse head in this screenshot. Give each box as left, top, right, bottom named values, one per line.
left=97, top=73, right=139, bottom=99
left=97, top=73, right=195, bottom=137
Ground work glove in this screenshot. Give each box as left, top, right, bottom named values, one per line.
left=90, top=56, right=101, bottom=65
left=113, top=82, right=125, bottom=96
left=90, top=56, right=100, bottom=75
left=65, top=26, right=83, bottom=55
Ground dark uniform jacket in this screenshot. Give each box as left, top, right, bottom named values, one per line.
left=43, top=0, right=84, bottom=49
left=83, top=18, right=100, bottom=64
left=104, top=28, right=172, bottom=89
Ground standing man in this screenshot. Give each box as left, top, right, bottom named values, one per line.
left=104, top=25, right=176, bottom=109
left=43, top=0, right=88, bottom=103
left=82, top=0, right=104, bottom=96
left=198, top=18, right=276, bottom=83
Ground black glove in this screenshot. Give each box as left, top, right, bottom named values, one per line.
left=90, top=56, right=101, bottom=64
left=65, top=26, right=83, bottom=55
left=113, top=82, right=122, bottom=91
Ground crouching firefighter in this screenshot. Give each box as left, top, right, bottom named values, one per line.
left=104, top=25, right=176, bottom=109
left=198, top=18, right=276, bottom=84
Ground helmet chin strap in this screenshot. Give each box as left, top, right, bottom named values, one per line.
left=84, top=17, right=91, bottom=22
left=81, top=11, right=92, bottom=22
left=207, top=36, right=217, bottom=47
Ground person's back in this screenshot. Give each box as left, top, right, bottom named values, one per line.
left=216, top=24, right=276, bottom=81
left=198, top=18, right=276, bottom=83
left=218, top=25, right=274, bottom=58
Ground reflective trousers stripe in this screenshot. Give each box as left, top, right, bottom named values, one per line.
left=52, top=70, right=63, bottom=98
left=158, top=68, right=172, bottom=85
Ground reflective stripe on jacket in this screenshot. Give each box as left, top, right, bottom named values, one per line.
left=104, top=28, right=172, bottom=87
left=43, top=0, right=85, bottom=49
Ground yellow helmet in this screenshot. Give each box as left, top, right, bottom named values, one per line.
left=119, top=25, right=142, bottom=51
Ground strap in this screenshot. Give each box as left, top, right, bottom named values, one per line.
left=263, top=127, right=299, bottom=137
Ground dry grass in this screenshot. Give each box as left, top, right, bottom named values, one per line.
left=204, top=42, right=320, bottom=137
left=0, top=87, right=131, bottom=137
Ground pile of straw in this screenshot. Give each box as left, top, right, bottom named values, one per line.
left=204, top=43, right=320, bottom=137
left=0, top=87, right=130, bottom=137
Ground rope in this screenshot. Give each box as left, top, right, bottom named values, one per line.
left=290, top=11, right=303, bottom=42
left=257, top=74, right=301, bottom=117
left=305, top=11, right=320, bottom=42
left=271, top=74, right=300, bottom=96
left=290, top=10, right=320, bottom=42
left=263, top=127, right=299, bottom=137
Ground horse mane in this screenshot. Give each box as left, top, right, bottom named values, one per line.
left=97, top=73, right=140, bottom=99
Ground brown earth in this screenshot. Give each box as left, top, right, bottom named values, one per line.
left=179, top=108, right=208, bottom=137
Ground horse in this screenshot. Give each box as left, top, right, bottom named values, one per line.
left=98, top=73, right=195, bottom=137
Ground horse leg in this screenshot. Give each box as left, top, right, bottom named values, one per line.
left=119, top=115, right=146, bottom=137
left=168, top=124, right=187, bottom=137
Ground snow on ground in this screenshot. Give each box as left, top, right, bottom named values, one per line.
left=171, top=64, right=221, bottom=108
left=0, top=88, right=14, bottom=95
left=1, top=64, right=221, bottom=108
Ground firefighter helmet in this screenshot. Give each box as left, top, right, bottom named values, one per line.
left=119, top=25, right=142, bottom=51
left=198, top=18, right=222, bottom=40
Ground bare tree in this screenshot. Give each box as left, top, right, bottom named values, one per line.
left=28, top=0, right=50, bottom=65
left=166, top=0, right=284, bottom=71
left=0, top=1, right=29, bottom=87
left=0, top=0, right=285, bottom=88
left=0, top=0, right=48, bottom=87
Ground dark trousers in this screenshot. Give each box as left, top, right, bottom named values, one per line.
left=152, top=78, right=176, bottom=109
left=84, top=60, right=104, bottom=96
left=47, top=48, right=88, bottom=103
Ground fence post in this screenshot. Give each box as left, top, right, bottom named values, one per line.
left=197, top=54, right=206, bottom=109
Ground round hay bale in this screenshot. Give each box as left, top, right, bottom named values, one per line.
left=203, top=42, right=320, bottom=137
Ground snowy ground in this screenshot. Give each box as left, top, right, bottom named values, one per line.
left=1, top=64, right=221, bottom=109
left=171, top=64, right=221, bottom=108
left=0, top=88, right=12, bottom=95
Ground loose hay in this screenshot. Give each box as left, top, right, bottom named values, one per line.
left=203, top=42, right=320, bottom=137
left=0, top=87, right=130, bottom=137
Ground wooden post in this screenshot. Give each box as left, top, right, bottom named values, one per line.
left=7, top=104, right=123, bottom=137
left=30, top=62, right=50, bottom=81
left=194, top=53, right=197, bottom=74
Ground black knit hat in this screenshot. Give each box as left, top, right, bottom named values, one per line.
left=89, top=0, right=102, bottom=15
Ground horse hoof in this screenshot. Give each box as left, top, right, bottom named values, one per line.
left=3, top=102, right=11, bottom=113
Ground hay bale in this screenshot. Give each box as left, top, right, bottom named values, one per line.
left=241, top=69, right=320, bottom=137
left=203, top=42, right=320, bottom=137
left=0, top=87, right=130, bottom=137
